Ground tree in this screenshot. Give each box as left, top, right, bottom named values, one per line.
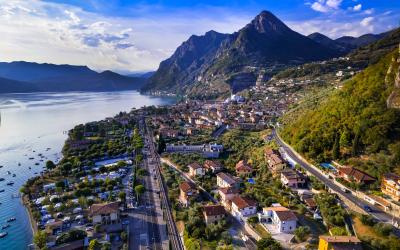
left=294, top=226, right=311, bottom=242
left=88, top=239, right=101, bottom=250
left=46, top=160, right=56, bottom=170
left=101, top=242, right=111, bottom=250
left=135, top=184, right=145, bottom=201
left=158, top=135, right=166, bottom=153
left=332, top=133, right=340, bottom=159
left=352, top=130, right=361, bottom=156
left=340, top=130, right=351, bottom=147
left=257, top=236, right=282, bottom=250
left=119, top=191, right=126, bottom=203
left=247, top=216, right=259, bottom=225
left=33, top=230, right=48, bottom=249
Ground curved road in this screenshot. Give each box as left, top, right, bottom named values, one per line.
left=272, top=129, right=399, bottom=230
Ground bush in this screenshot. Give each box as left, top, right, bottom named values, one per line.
left=373, top=222, right=392, bottom=236
left=257, top=236, right=282, bottom=250
left=294, top=226, right=311, bottom=242
left=360, top=214, right=375, bottom=226
left=248, top=216, right=259, bottom=225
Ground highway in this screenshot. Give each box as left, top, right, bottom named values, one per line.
left=272, top=129, right=400, bottom=230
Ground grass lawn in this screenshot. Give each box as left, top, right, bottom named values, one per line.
left=254, top=223, right=271, bottom=238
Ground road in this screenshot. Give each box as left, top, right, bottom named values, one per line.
left=143, top=118, right=185, bottom=250
left=161, top=158, right=257, bottom=250
left=272, top=129, right=400, bottom=231
left=126, top=118, right=166, bottom=250
left=211, top=124, right=227, bottom=138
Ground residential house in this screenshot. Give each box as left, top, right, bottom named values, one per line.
left=281, top=169, right=306, bottom=188
left=235, top=160, right=253, bottom=176
left=188, top=162, right=205, bottom=177
left=217, top=172, right=241, bottom=189
left=382, top=173, right=400, bottom=201
left=89, top=202, right=120, bottom=224
left=203, top=205, right=226, bottom=225
left=259, top=206, right=297, bottom=233
left=338, top=167, right=375, bottom=185
left=318, top=236, right=362, bottom=250
left=218, top=187, right=239, bottom=207
left=304, top=198, right=317, bottom=211
left=204, top=160, right=224, bottom=173
left=231, top=196, right=257, bottom=219
left=265, top=149, right=286, bottom=175
left=179, top=181, right=198, bottom=207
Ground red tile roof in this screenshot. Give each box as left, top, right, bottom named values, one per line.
left=180, top=181, right=196, bottom=193
left=89, top=202, right=119, bottom=216
left=203, top=205, right=226, bottom=216
left=231, top=196, right=257, bottom=209
left=338, top=167, right=375, bottom=183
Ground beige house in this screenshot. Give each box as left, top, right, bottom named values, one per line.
left=218, top=187, right=239, bottom=207
left=179, top=181, right=198, bottom=207
left=89, top=202, right=120, bottom=224
left=217, top=172, right=241, bottom=188
left=203, top=205, right=226, bottom=225
left=188, top=162, right=205, bottom=177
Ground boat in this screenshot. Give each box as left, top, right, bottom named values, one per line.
left=1, top=224, right=9, bottom=230
left=7, top=217, right=16, bottom=222
left=0, top=178, right=4, bottom=182
left=28, top=157, right=34, bottom=160
left=0, top=190, right=4, bottom=193
left=6, top=171, right=10, bottom=175
left=6, top=181, right=14, bottom=186
left=18, top=163, right=21, bottom=166
left=0, top=232, right=7, bottom=238
left=12, top=174, right=16, bottom=177
left=35, top=163, right=39, bottom=166
left=0, top=166, right=3, bottom=168
left=28, top=167, right=31, bottom=169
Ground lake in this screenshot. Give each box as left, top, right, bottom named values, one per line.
left=0, top=91, right=175, bottom=250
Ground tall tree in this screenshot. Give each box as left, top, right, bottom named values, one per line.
left=332, top=133, right=340, bottom=159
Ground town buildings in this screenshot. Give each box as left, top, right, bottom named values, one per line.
left=318, top=236, right=362, bottom=250
left=188, top=162, right=205, bottom=177
left=217, top=172, right=241, bottom=189
left=280, top=169, right=306, bottom=188
left=89, top=202, right=120, bottom=224
left=203, top=205, right=226, bottom=225
left=259, top=205, right=297, bottom=233
left=337, top=167, right=376, bottom=185
left=382, top=173, right=400, bottom=201
left=230, top=196, right=257, bottom=219
left=179, top=181, right=198, bottom=207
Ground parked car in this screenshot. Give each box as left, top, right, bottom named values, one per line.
left=364, top=205, right=373, bottom=212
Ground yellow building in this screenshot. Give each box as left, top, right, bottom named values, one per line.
left=318, top=236, right=362, bottom=250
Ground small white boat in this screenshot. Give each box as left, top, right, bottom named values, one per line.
left=0, top=232, right=7, bottom=238
left=6, top=217, right=16, bottom=222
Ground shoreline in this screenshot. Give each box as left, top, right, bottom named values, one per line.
left=23, top=194, right=38, bottom=236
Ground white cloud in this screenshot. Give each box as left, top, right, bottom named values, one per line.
left=364, top=8, right=374, bottom=15
left=361, top=16, right=374, bottom=27
left=310, top=0, right=342, bottom=13
left=0, top=0, right=250, bottom=72
left=352, top=4, right=362, bottom=11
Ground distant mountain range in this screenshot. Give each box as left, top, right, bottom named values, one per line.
left=142, top=10, right=390, bottom=97
left=307, top=32, right=386, bottom=54
left=0, top=61, right=146, bottom=93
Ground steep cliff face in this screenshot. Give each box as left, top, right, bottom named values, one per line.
left=387, top=44, right=400, bottom=109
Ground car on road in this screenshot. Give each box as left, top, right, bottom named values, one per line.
left=342, top=187, right=350, bottom=193
left=85, top=227, right=94, bottom=232
left=364, top=205, right=373, bottom=212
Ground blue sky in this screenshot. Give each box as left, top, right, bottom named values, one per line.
left=0, top=0, right=399, bottom=73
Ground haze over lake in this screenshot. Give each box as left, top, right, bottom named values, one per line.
left=0, top=91, right=175, bottom=250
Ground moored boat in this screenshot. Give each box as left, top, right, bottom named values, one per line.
left=0, top=232, right=7, bottom=238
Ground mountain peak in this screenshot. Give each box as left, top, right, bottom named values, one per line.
left=249, top=10, right=289, bottom=34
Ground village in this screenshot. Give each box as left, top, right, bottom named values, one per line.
left=18, top=94, right=400, bottom=250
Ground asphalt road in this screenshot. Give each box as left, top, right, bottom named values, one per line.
left=272, top=129, right=400, bottom=230
left=127, top=119, right=164, bottom=250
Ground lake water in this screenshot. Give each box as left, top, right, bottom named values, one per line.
left=0, top=91, right=175, bottom=250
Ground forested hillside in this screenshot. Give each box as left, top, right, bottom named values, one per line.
left=280, top=47, right=400, bottom=178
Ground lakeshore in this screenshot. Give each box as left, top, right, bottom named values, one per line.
left=0, top=91, right=175, bottom=249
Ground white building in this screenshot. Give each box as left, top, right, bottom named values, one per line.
left=259, top=206, right=297, bottom=233
left=231, top=196, right=257, bottom=220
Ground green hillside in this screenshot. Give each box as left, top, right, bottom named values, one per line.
left=280, top=48, right=400, bottom=178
